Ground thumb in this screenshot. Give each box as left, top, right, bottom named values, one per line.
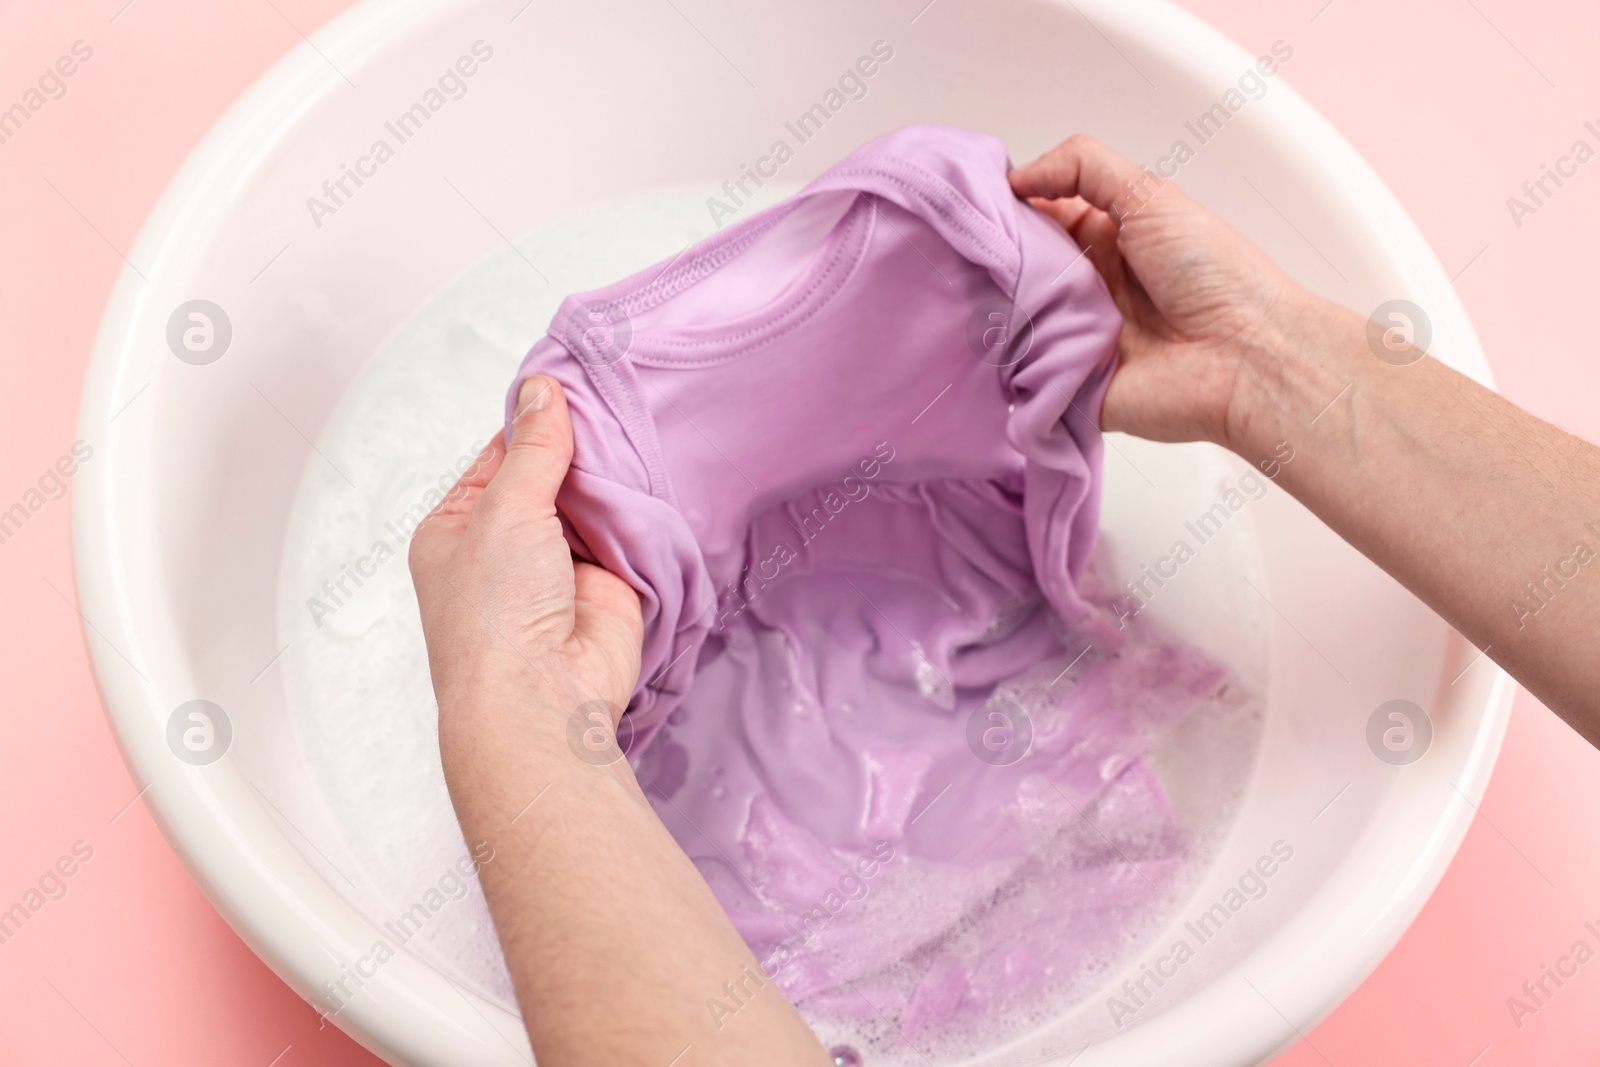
left=493, top=374, right=575, bottom=511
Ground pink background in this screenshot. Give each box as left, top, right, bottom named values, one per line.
left=2, top=0, right=1597, bottom=1064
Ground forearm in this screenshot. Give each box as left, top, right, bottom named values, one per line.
left=1229, top=295, right=1600, bottom=739
left=437, top=667, right=829, bottom=1067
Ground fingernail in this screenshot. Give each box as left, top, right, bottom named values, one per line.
left=515, top=375, right=554, bottom=419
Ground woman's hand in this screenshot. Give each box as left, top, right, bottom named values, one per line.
left=406, top=376, right=830, bottom=1066
left=1013, top=135, right=1600, bottom=740
left=1009, top=133, right=1340, bottom=456
left=408, top=374, right=642, bottom=724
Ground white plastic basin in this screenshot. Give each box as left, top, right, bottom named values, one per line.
left=73, top=0, right=1512, bottom=1064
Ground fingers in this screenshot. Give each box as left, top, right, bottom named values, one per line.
left=492, top=374, right=575, bottom=512
left=1009, top=134, right=1171, bottom=222
left=1028, top=194, right=1095, bottom=236
left=453, top=437, right=506, bottom=495
left=418, top=437, right=505, bottom=522
left=409, top=438, right=504, bottom=577
left=571, top=561, right=645, bottom=696
left=1030, top=197, right=1125, bottom=281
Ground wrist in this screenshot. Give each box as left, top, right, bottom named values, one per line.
left=1221, top=289, right=1367, bottom=463
left=433, top=652, right=636, bottom=766
left=438, top=675, right=634, bottom=792
left=431, top=641, right=538, bottom=711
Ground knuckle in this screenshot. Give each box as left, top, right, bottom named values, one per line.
left=508, top=425, right=574, bottom=466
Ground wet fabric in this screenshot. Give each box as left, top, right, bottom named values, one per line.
left=503, top=125, right=1223, bottom=1032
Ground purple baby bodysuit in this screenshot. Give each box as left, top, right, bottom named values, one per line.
left=504, top=125, right=1223, bottom=1036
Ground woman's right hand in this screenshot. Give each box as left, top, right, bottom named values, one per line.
left=1009, top=134, right=1351, bottom=457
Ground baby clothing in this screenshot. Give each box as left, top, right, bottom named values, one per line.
left=505, top=124, right=1125, bottom=738
left=503, top=125, right=1222, bottom=1034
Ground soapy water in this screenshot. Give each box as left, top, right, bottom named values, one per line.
left=278, top=184, right=1266, bottom=1061
left=651, top=536, right=1256, bottom=1064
